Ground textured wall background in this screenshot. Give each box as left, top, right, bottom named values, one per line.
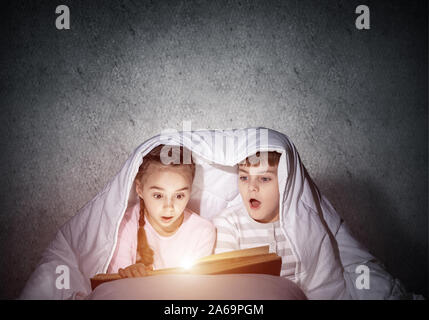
left=0, top=0, right=427, bottom=299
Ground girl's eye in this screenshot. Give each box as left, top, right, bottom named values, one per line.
left=260, top=177, right=271, bottom=182
left=239, top=176, right=248, bottom=181
left=153, top=193, right=163, bottom=199
left=176, top=193, right=185, bottom=200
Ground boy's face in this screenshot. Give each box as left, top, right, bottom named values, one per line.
left=238, top=163, right=280, bottom=223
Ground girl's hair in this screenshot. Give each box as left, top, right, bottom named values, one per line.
left=135, top=145, right=195, bottom=266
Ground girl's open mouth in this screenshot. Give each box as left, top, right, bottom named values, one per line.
left=249, top=198, right=261, bottom=209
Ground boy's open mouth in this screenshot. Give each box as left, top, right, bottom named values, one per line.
left=249, top=198, right=261, bottom=209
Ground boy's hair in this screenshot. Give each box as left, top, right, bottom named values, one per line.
left=240, top=151, right=281, bottom=167
left=135, top=145, right=195, bottom=267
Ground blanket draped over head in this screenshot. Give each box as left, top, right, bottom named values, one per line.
left=20, top=128, right=411, bottom=299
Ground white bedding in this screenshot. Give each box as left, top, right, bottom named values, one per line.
left=20, top=128, right=413, bottom=299
left=86, top=274, right=307, bottom=300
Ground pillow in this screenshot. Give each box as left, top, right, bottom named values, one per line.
left=86, top=274, right=307, bottom=300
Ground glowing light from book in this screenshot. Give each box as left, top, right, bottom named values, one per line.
left=181, top=258, right=194, bottom=270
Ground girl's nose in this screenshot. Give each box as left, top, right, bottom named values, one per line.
left=163, top=198, right=174, bottom=209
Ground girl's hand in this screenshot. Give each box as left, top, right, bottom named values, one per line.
left=118, top=263, right=148, bottom=278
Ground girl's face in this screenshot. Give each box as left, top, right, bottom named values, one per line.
left=136, top=163, right=193, bottom=237
left=238, top=163, right=280, bottom=223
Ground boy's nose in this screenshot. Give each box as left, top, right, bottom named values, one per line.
left=248, top=181, right=259, bottom=192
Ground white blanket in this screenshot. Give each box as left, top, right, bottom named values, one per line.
left=19, top=128, right=413, bottom=299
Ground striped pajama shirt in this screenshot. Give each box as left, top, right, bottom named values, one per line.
left=213, top=204, right=298, bottom=280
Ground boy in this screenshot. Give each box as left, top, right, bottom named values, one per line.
left=213, top=151, right=298, bottom=281
left=213, top=149, right=417, bottom=300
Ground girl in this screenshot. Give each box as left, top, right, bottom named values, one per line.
left=108, top=145, right=216, bottom=278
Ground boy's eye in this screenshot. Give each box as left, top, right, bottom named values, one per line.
left=153, top=193, right=163, bottom=199
left=176, top=193, right=185, bottom=200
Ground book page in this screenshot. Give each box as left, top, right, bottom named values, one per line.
left=195, top=245, right=269, bottom=263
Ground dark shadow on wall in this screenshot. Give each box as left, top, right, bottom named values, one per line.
left=0, top=202, right=62, bottom=300
left=317, top=176, right=428, bottom=298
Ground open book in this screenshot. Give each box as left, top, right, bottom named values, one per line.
left=90, top=246, right=282, bottom=290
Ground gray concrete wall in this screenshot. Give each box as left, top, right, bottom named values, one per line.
left=0, top=0, right=427, bottom=298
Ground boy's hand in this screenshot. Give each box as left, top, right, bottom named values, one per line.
left=118, top=263, right=149, bottom=278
